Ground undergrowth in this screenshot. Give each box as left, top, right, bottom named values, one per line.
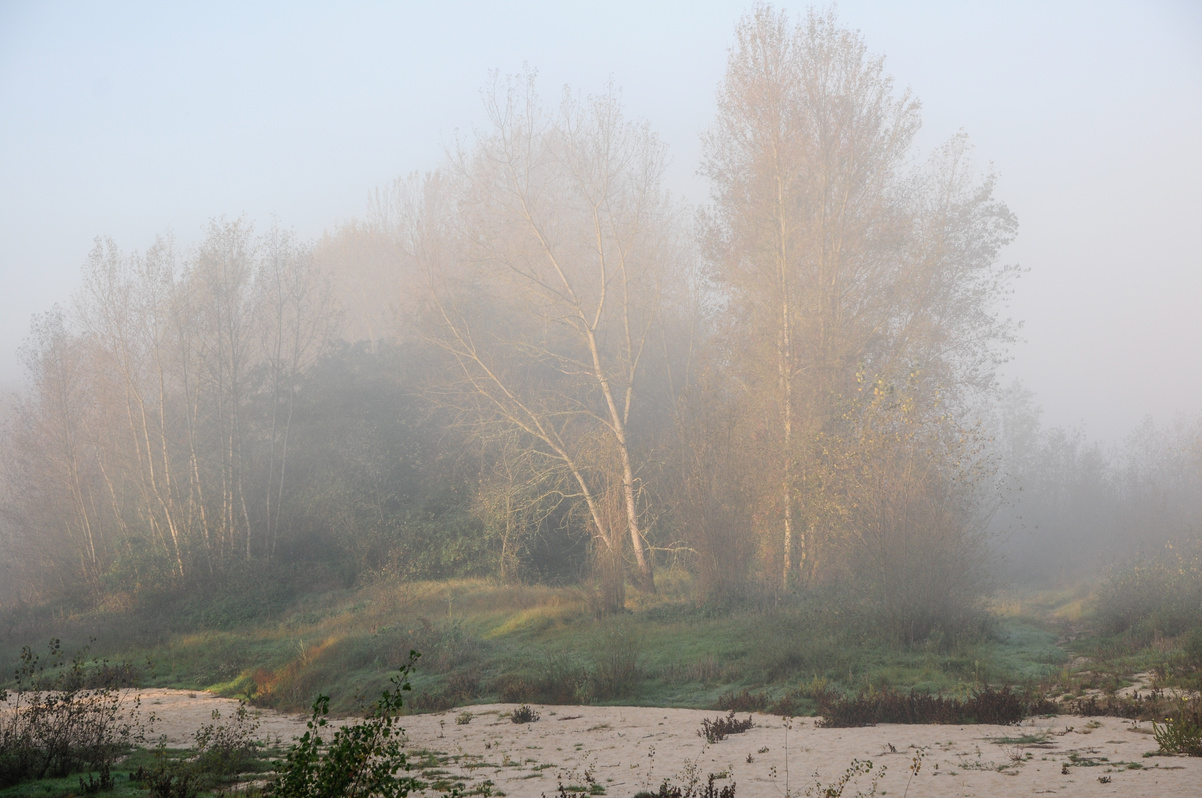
left=1152, top=697, right=1202, bottom=756
left=0, top=640, right=145, bottom=790
left=633, top=773, right=736, bottom=798
left=815, top=685, right=1056, bottom=727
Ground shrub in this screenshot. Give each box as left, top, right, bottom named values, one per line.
left=265, top=651, right=423, bottom=798
left=816, top=685, right=1044, bottom=728
left=192, top=701, right=266, bottom=776
left=0, top=639, right=144, bottom=789
left=1153, top=698, right=1202, bottom=756
left=591, top=619, right=642, bottom=699
left=698, top=711, right=754, bottom=743
left=492, top=655, right=593, bottom=705
left=510, top=705, right=540, bottom=724
left=1093, top=544, right=1202, bottom=641
left=134, top=749, right=204, bottom=798
left=133, top=704, right=268, bottom=798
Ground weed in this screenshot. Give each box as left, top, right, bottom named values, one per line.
left=1152, top=697, right=1202, bottom=755
left=632, top=773, right=735, bottom=798
left=698, top=711, right=753, bottom=743
left=511, top=705, right=541, bottom=724
left=990, top=732, right=1050, bottom=746
left=803, top=758, right=883, bottom=798
left=457, top=711, right=474, bottom=725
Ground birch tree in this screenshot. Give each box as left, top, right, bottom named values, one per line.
left=428, top=76, right=686, bottom=598
left=255, top=225, right=337, bottom=560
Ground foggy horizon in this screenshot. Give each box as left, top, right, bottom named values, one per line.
left=2, top=0, right=1200, bottom=444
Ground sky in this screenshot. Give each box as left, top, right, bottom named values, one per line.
left=1, top=0, right=1199, bottom=443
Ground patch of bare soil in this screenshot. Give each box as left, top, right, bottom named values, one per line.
left=24, top=691, right=1202, bottom=797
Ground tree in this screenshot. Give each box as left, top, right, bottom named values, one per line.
left=702, top=6, right=1018, bottom=594
left=7, top=309, right=103, bottom=583
left=3, top=220, right=337, bottom=592
left=255, top=224, right=338, bottom=560
left=426, top=75, right=687, bottom=598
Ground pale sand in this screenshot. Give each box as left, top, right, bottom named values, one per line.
left=129, top=690, right=1201, bottom=797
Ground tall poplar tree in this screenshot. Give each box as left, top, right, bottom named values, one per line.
left=703, top=6, right=1018, bottom=593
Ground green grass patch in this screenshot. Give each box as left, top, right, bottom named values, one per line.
left=2, top=573, right=1090, bottom=719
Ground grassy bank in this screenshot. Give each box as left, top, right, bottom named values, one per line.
left=2, top=569, right=1073, bottom=716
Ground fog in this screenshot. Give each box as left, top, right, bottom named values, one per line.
left=1, top=1, right=1199, bottom=444
left=1, top=2, right=1201, bottom=612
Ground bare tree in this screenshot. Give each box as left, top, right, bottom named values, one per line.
left=426, top=75, right=686, bottom=598
left=8, top=310, right=104, bottom=582
left=76, top=238, right=191, bottom=576
left=189, top=219, right=258, bottom=562
left=255, top=224, right=337, bottom=560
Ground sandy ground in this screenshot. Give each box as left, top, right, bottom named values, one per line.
left=122, top=690, right=1202, bottom=797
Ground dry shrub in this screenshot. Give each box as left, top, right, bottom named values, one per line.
left=634, top=773, right=736, bottom=798
left=1068, top=690, right=1174, bottom=721
left=0, top=640, right=145, bottom=790
left=698, top=711, right=754, bottom=743
left=715, top=686, right=815, bottom=716
left=816, top=685, right=1046, bottom=727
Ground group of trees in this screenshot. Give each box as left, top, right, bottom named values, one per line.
left=3, top=221, right=335, bottom=587
left=992, top=382, right=1202, bottom=585
left=3, top=8, right=1040, bottom=637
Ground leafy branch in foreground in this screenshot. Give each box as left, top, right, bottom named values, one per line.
left=266, top=650, right=424, bottom=798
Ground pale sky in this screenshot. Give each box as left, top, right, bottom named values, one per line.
left=1, top=0, right=1199, bottom=442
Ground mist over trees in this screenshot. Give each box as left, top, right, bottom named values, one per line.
left=2, top=6, right=1198, bottom=638
left=992, top=381, right=1202, bottom=586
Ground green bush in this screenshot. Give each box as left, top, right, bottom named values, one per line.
left=265, top=651, right=423, bottom=798
left=1094, top=544, right=1202, bottom=641
left=1153, top=698, right=1202, bottom=756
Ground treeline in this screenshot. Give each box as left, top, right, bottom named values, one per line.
left=992, top=382, right=1202, bottom=585
left=0, top=8, right=1056, bottom=639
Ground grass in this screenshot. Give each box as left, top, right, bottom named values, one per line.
left=3, top=564, right=1199, bottom=729
left=5, top=562, right=1200, bottom=798
left=0, top=747, right=157, bottom=798
left=1, top=570, right=1079, bottom=719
